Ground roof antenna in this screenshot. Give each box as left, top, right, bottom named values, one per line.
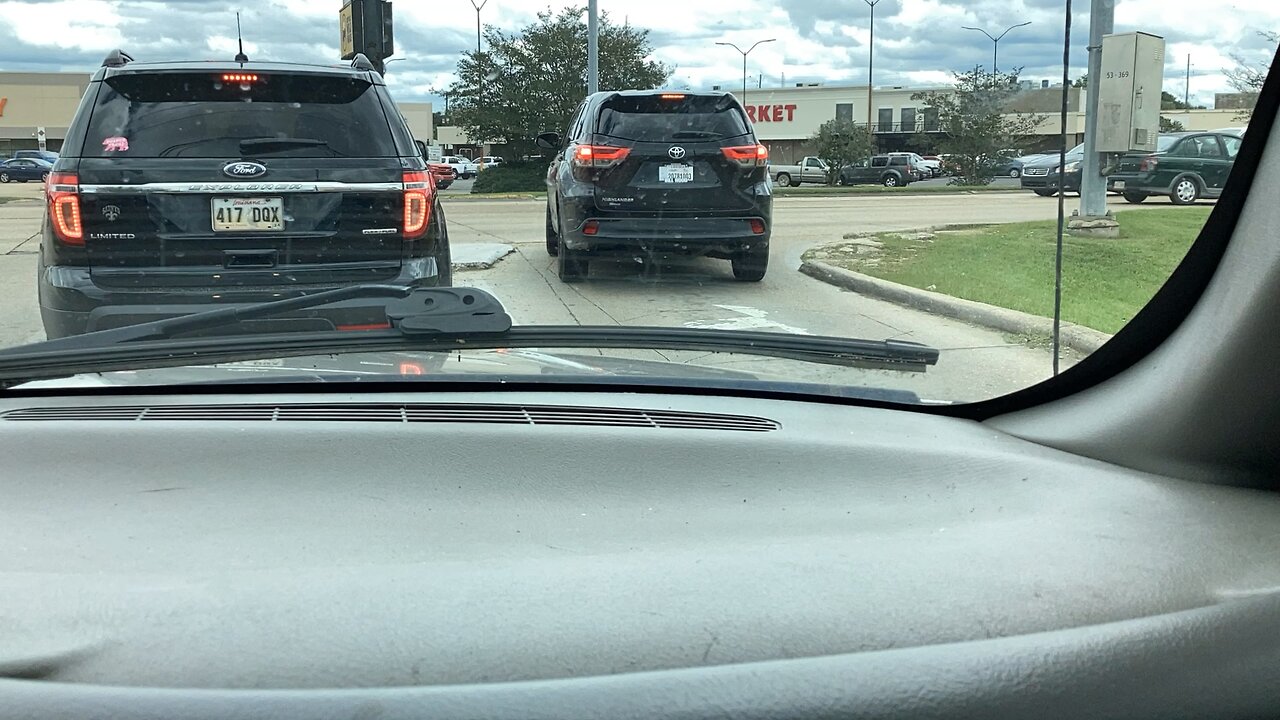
left=234, top=11, right=249, bottom=64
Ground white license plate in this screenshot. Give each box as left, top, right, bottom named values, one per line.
left=212, top=197, right=283, bottom=232
left=1112, top=180, right=1126, bottom=190
left=658, top=163, right=694, bottom=183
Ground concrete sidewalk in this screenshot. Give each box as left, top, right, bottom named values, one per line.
left=0, top=200, right=44, bottom=347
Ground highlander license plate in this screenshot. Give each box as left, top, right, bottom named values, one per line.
left=212, top=197, right=283, bottom=232
left=658, top=163, right=694, bottom=183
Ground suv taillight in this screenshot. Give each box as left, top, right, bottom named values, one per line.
left=403, top=170, right=431, bottom=238
left=1139, top=157, right=1159, bottom=172
left=47, top=172, right=82, bottom=245
left=722, top=144, right=769, bottom=167
left=572, top=145, right=631, bottom=169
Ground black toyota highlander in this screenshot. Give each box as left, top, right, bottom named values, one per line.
left=538, top=90, right=773, bottom=283
left=38, top=51, right=451, bottom=339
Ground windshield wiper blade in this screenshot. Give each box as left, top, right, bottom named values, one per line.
left=0, top=287, right=939, bottom=386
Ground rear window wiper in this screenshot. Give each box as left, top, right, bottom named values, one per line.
left=238, top=137, right=335, bottom=155
left=0, top=286, right=940, bottom=385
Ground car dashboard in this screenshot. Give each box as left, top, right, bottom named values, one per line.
left=2, top=388, right=1278, bottom=719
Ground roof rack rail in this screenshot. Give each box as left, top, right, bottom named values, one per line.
left=102, top=49, right=134, bottom=68
left=350, top=53, right=376, bottom=71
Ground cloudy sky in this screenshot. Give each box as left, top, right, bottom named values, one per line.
left=0, top=0, right=1276, bottom=107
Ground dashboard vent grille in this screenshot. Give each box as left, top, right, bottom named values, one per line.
left=2, top=404, right=779, bottom=432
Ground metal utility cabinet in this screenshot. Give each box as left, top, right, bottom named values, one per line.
left=1096, top=31, right=1165, bottom=153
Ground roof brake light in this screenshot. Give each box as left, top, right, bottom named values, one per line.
left=221, top=73, right=260, bottom=83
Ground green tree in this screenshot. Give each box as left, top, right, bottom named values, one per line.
left=810, top=118, right=873, bottom=185
left=1073, top=73, right=1088, bottom=88
left=911, top=67, right=1043, bottom=186
left=1159, top=117, right=1186, bottom=133
left=1160, top=91, right=1204, bottom=110
left=446, top=7, right=671, bottom=156
left=1225, top=30, right=1278, bottom=121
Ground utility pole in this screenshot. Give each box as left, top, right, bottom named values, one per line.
left=1079, top=0, right=1115, bottom=219
left=715, top=38, right=776, bottom=108
left=864, top=0, right=880, bottom=143
left=1185, top=54, right=1191, bottom=109
left=587, top=0, right=599, bottom=94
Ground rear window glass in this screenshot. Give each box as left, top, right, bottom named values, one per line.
left=83, top=73, right=397, bottom=158
left=595, top=95, right=749, bottom=142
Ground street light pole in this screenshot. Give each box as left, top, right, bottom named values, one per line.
left=961, top=21, right=1032, bottom=76
left=587, top=0, right=599, bottom=94
left=470, top=0, right=489, bottom=55
left=715, top=38, right=775, bottom=109
left=864, top=0, right=880, bottom=143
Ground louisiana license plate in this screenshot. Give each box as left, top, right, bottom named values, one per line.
left=658, top=163, right=694, bottom=183
left=212, top=197, right=284, bottom=232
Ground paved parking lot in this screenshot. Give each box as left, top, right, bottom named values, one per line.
left=0, top=183, right=1158, bottom=401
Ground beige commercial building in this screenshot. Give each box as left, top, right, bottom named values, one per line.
left=0, top=71, right=432, bottom=153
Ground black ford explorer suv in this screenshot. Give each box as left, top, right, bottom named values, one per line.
left=39, top=51, right=451, bottom=339
left=538, top=90, right=773, bottom=283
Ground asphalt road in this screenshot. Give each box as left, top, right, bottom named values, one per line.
left=0, top=183, right=1165, bottom=402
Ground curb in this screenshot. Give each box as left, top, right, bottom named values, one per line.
left=774, top=189, right=1026, bottom=199
left=799, top=260, right=1113, bottom=355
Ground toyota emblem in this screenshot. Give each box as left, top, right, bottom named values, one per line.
left=668, top=146, right=687, bottom=160
left=222, top=161, right=268, bottom=179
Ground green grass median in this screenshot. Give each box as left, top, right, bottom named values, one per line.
left=803, top=207, right=1212, bottom=334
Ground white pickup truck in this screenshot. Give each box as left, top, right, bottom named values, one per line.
left=440, top=155, right=480, bottom=179
left=770, top=156, right=831, bottom=187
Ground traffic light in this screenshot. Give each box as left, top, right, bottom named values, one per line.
left=339, top=0, right=394, bottom=71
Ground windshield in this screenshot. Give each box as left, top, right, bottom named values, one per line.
left=0, top=0, right=1271, bottom=405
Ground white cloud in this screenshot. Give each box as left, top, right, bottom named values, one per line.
left=0, top=0, right=125, bottom=50
left=0, top=0, right=1276, bottom=103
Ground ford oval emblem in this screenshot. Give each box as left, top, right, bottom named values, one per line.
left=223, top=161, right=268, bottom=179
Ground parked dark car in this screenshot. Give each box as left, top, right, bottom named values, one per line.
left=14, top=149, right=60, bottom=164
left=839, top=155, right=914, bottom=187
left=1107, top=132, right=1241, bottom=204
left=38, top=51, right=452, bottom=339
left=0, top=157, right=52, bottom=183
left=1020, top=144, right=1085, bottom=196
left=538, top=90, right=772, bottom=283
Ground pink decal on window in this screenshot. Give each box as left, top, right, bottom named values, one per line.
left=102, top=136, right=129, bottom=152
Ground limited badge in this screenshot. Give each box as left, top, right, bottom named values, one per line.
left=102, top=204, right=121, bottom=221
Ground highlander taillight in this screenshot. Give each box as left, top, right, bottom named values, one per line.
left=722, top=144, right=769, bottom=167
left=403, top=170, right=431, bottom=237
left=572, top=145, right=631, bottom=168
left=1139, top=157, right=1159, bottom=172
left=47, top=172, right=83, bottom=245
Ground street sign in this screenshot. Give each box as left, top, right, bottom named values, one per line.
left=339, top=1, right=357, bottom=60
left=36, top=127, right=46, bottom=152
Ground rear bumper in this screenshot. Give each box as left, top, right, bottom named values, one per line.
left=1106, top=173, right=1166, bottom=194
left=38, top=258, right=446, bottom=339
left=558, top=193, right=773, bottom=256
left=562, top=214, right=770, bottom=256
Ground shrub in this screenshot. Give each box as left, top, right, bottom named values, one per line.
left=470, top=162, right=547, bottom=193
